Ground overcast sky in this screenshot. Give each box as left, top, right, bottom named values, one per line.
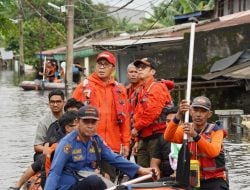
left=92, top=0, right=166, bottom=15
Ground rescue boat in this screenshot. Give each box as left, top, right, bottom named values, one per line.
left=19, top=80, right=65, bottom=91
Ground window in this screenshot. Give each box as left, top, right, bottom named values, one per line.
left=218, top=0, right=224, bottom=16
left=243, top=0, right=246, bottom=11
left=228, top=0, right=234, bottom=14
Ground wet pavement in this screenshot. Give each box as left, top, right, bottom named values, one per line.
left=0, top=70, right=249, bottom=189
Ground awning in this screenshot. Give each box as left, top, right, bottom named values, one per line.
left=202, top=61, right=250, bottom=80
left=36, top=48, right=96, bottom=60
left=73, top=48, right=96, bottom=58
left=210, top=51, right=244, bottom=72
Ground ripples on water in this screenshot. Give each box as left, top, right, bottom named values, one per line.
left=0, top=70, right=250, bottom=189
left=0, top=71, right=49, bottom=189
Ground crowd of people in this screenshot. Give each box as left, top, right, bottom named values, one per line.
left=10, top=51, right=229, bottom=190
left=36, top=59, right=85, bottom=84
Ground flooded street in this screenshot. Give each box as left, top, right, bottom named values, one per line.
left=0, top=70, right=48, bottom=189
left=0, top=70, right=250, bottom=189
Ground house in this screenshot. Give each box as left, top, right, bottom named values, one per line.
left=216, top=0, right=250, bottom=17
left=90, top=10, right=250, bottom=113
left=92, top=10, right=250, bottom=83
left=0, top=48, right=14, bottom=69
left=40, top=8, right=250, bottom=112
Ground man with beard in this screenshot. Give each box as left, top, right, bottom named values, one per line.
left=34, top=89, right=64, bottom=160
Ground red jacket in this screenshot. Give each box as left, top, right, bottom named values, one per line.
left=72, top=73, right=131, bottom=152
left=133, top=76, right=172, bottom=138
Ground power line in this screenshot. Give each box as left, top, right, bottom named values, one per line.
left=78, top=0, right=134, bottom=14
left=74, top=0, right=160, bottom=24
left=94, top=0, right=175, bottom=52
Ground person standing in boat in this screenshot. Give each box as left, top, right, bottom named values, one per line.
left=126, top=62, right=141, bottom=162
left=164, top=96, right=229, bottom=190
left=35, top=62, right=44, bottom=80
left=33, top=89, right=65, bottom=160
left=72, top=51, right=130, bottom=182
left=72, top=62, right=85, bottom=84
left=131, top=57, right=172, bottom=168
left=44, top=105, right=158, bottom=190
left=45, top=60, right=56, bottom=82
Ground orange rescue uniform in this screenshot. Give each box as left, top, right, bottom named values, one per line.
left=72, top=73, right=130, bottom=153
left=164, top=120, right=227, bottom=180
left=133, top=76, right=172, bottom=138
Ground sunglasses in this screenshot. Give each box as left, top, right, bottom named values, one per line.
left=136, top=64, right=149, bottom=70
left=97, top=61, right=112, bottom=68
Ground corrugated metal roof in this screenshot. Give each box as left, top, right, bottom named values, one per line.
left=170, top=10, right=250, bottom=37
left=210, top=51, right=244, bottom=72
left=91, top=37, right=183, bottom=47
left=202, top=61, right=250, bottom=80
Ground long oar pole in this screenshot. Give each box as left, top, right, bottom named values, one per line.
left=106, top=173, right=153, bottom=190
left=41, top=56, right=47, bottom=90
left=42, top=56, right=47, bottom=81
left=176, top=18, right=198, bottom=188
left=184, top=19, right=197, bottom=140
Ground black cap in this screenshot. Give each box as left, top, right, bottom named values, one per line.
left=191, top=96, right=211, bottom=111
left=78, top=105, right=99, bottom=120
left=134, top=57, right=158, bottom=70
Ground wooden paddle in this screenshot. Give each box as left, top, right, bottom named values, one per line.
left=176, top=17, right=198, bottom=188
left=41, top=56, right=47, bottom=90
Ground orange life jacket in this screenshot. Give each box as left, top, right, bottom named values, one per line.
left=81, top=79, right=126, bottom=127
left=25, top=172, right=43, bottom=190
left=135, top=81, right=172, bottom=138
left=45, top=143, right=58, bottom=177
left=188, top=123, right=227, bottom=180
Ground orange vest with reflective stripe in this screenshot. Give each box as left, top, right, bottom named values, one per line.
left=188, top=124, right=226, bottom=180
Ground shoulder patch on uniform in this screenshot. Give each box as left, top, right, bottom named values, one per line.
left=63, top=144, right=72, bottom=154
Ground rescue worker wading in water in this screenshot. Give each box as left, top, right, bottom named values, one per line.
left=72, top=51, right=130, bottom=182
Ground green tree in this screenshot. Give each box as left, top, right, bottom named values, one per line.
left=0, top=0, right=18, bottom=42
left=22, top=18, right=65, bottom=65
left=140, top=0, right=215, bottom=29
left=140, top=1, right=181, bottom=30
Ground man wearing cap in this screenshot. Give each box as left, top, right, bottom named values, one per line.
left=72, top=51, right=130, bottom=181
left=44, top=106, right=158, bottom=190
left=164, top=96, right=229, bottom=190
left=131, top=57, right=172, bottom=168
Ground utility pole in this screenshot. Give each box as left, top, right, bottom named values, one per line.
left=18, top=0, right=25, bottom=76
left=65, top=0, right=74, bottom=95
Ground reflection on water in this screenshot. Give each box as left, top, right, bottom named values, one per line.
left=0, top=70, right=250, bottom=189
